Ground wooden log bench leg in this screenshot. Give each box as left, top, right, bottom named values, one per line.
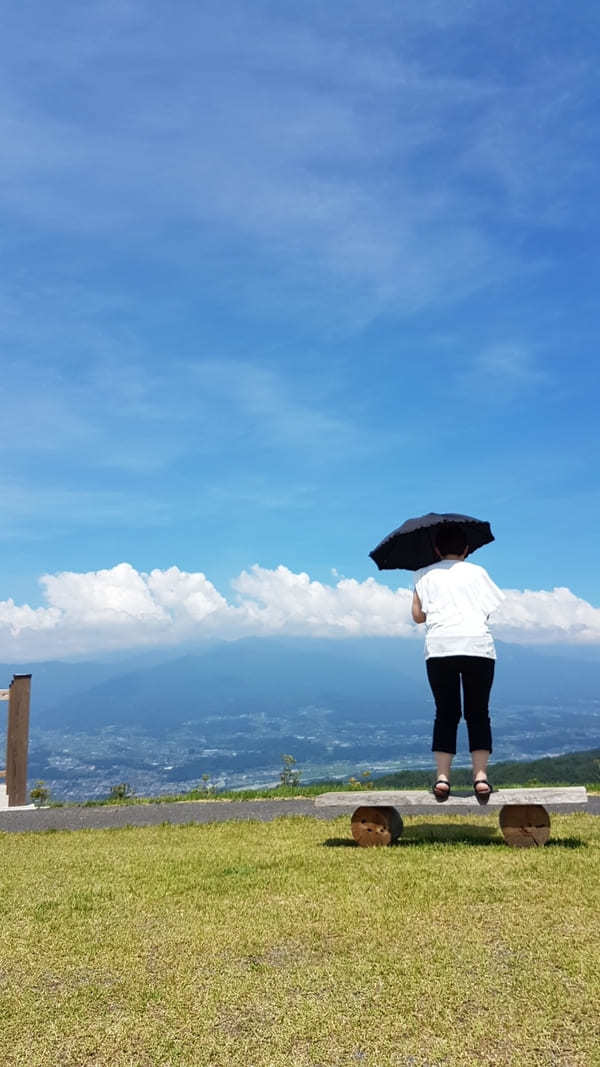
left=499, top=804, right=550, bottom=848
left=351, top=806, right=403, bottom=847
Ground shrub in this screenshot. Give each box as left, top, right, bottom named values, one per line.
left=279, top=754, right=301, bottom=787
left=199, top=773, right=217, bottom=796
left=108, top=783, right=135, bottom=801
left=348, top=771, right=372, bottom=790
left=30, top=780, right=51, bottom=808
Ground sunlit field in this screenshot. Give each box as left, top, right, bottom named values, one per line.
left=1, top=813, right=599, bottom=1066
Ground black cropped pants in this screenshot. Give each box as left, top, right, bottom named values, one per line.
left=426, top=655, right=495, bottom=755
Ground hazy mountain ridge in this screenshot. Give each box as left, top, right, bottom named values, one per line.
left=3, top=636, right=599, bottom=731
left=1, top=637, right=597, bottom=801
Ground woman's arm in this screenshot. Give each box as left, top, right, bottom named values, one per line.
left=412, top=590, right=426, bottom=624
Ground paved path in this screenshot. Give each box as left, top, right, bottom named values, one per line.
left=1, top=794, right=598, bottom=833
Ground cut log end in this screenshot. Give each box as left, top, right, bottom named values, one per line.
left=351, top=806, right=403, bottom=847
left=499, top=804, right=550, bottom=848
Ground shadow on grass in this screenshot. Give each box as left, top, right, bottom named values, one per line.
left=322, top=824, right=498, bottom=848
left=322, top=824, right=585, bottom=849
left=398, top=822, right=500, bottom=846
left=544, top=836, right=584, bottom=849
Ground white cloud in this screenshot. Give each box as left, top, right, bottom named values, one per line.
left=41, top=563, right=169, bottom=625
left=231, top=565, right=414, bottom=638
left=474, top=343, right=547, bottom=386
left=492, top=587, right=600, bottom=646
left=456, top=342, right=551, bottom=403
left=187, top=359, right=356, bottom=456
left=0, top=562, right=599, bottom=661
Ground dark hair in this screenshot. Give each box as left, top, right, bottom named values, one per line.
left=435, top=524, right=468, bottom=557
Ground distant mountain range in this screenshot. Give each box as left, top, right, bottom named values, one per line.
left=1, top=637, right=598, bottom=801
left=2, top=635, right=599, bottom=732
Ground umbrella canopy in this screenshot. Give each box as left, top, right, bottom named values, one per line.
left=369, top=512, right=494, bottom=572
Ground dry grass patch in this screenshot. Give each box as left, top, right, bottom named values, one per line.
left=0, top=812, right=599, bottom=1066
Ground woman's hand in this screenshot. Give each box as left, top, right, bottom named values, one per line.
left=412, top=590, right=426, bottom=624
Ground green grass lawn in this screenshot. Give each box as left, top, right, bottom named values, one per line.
left=1, top=812, right=599, bottom=1066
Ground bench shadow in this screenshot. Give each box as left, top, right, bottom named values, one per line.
left=398, top=822, right=500, bottom=846
left=543, top=836, right=584, bottom=849
left=322, top=823, right=497, bottom=848
left=322, top=824, right=585, bottom=849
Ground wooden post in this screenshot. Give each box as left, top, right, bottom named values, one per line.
left=6, top=675, right=32, bottom=807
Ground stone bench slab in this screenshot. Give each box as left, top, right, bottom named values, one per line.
left=314, top=787, right=588, bottom=811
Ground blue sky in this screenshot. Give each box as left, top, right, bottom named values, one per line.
left=1, top=1, right=599, bottom=657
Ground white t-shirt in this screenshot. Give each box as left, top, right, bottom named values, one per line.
left=414, top=559, right=505, bottom=660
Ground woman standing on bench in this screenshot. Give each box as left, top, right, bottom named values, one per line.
left=411, top=525, right=504, bottom=803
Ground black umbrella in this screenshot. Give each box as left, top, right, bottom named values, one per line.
left=369, top=512, right=494, bottom=572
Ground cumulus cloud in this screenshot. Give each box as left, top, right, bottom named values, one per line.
left=0, top=563, right=598, bottom=661
left=0, top=563, right=234, bottom=659
left=492, top=587, right=600, bottom=646
left=231, top=566, right=414, bottom=638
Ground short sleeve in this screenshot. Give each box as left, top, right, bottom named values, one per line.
left=477, top=570, right=505, bottom=616
left=414, top=573, right=429, bottom=613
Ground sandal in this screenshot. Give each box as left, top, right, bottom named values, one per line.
left=473, top=778, right=493, bottom=804
left=432, top=777, right=451, bottom=802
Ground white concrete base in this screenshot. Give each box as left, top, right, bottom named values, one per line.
left=0, top=784, right=36, bottom=811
